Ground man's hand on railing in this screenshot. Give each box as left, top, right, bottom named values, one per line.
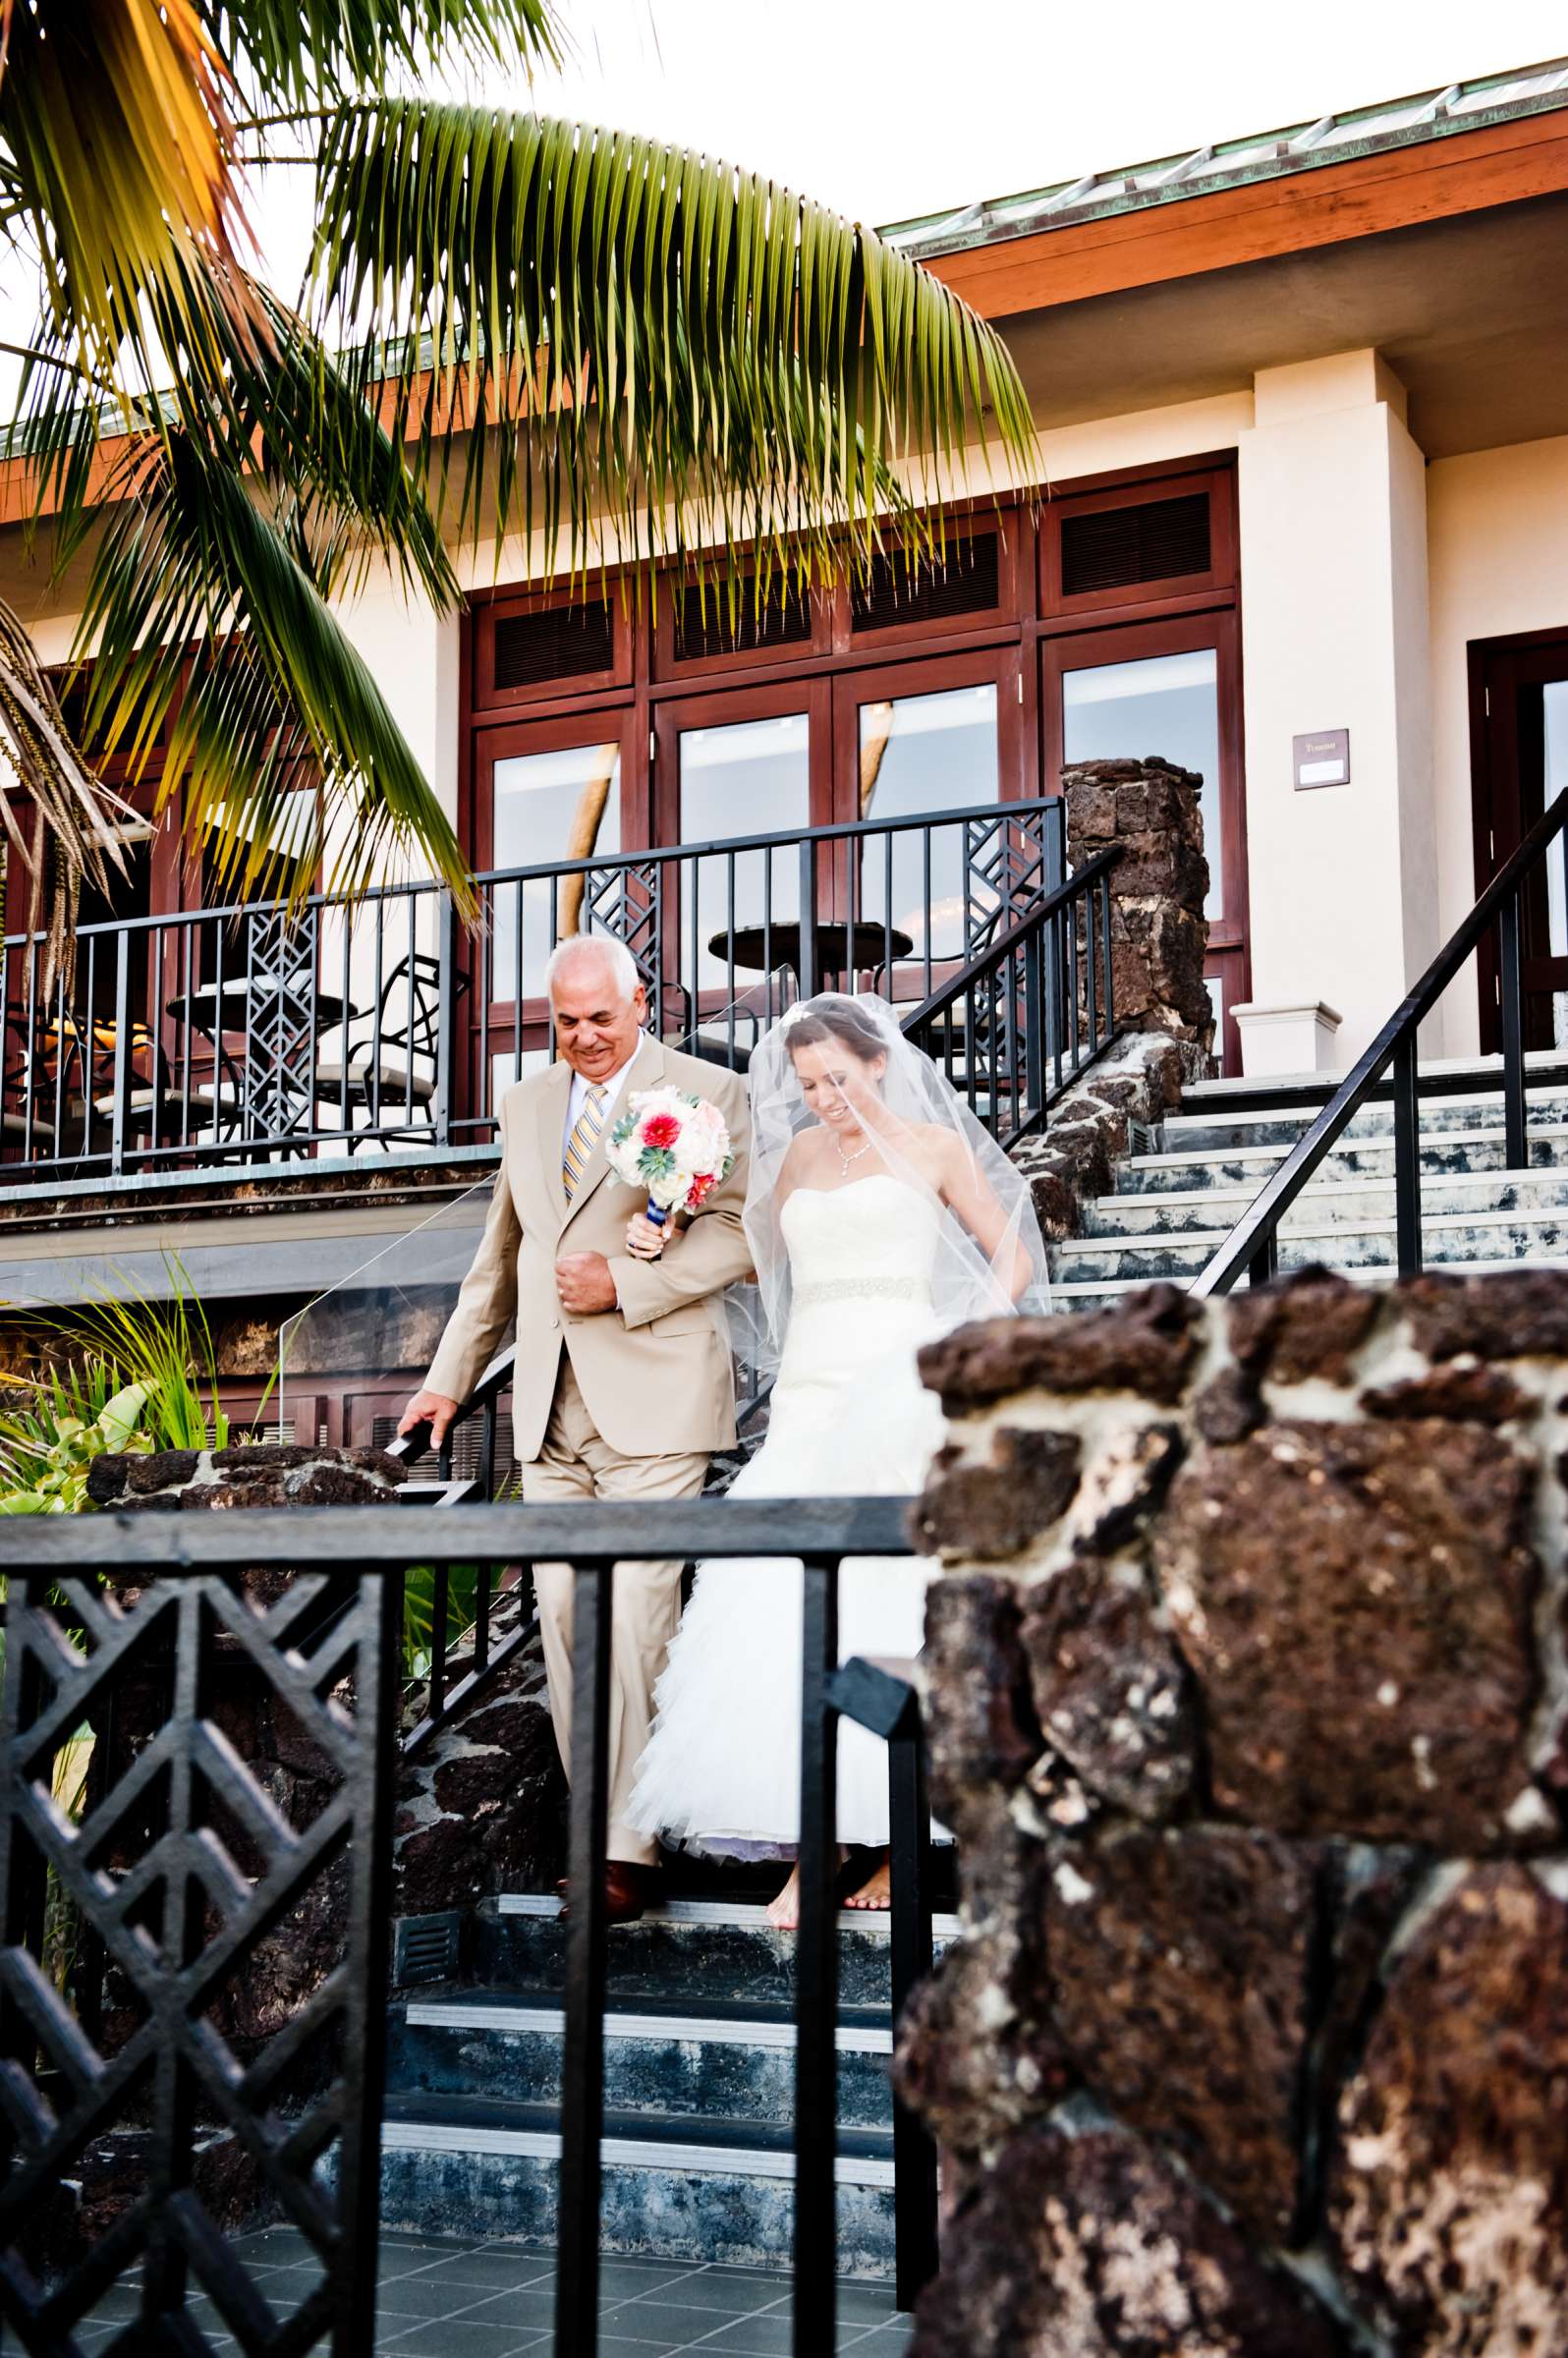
left=397, top=1390, right=461, bottom=1452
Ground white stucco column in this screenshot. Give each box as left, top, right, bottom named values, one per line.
left=1235, top=351, right=1434, bottom=1072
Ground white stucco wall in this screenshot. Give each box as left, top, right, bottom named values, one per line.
left=1427, top=433, right=1568, bottom=1059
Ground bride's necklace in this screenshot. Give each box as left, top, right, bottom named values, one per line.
left=834, top=1128, right=874, bottom=1177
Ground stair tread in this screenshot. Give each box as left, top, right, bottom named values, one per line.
left=1050, top=1252, right=1568, bottom=1300
left=1177, top=1052, right=1568, bottom=1111
left=490, top=1892, right=961, bottom=1940
left=1130, top=1124, right=1568, bottom=1170
left=1165, top=1084, right=1568, bottom=1126
left=1094, top=1166, right=1568, bottom=1216
left=1058, top=1203, right=1568, bottom=1255
left=383, top=2087, right=896, bottom=2166
left=399, top=1987, right=893, bottom=2043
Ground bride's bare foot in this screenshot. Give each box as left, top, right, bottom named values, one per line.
left=765, top=1848, right=850, bottom=1932
left=845, top=1851, right=891, bottom=1911
left=765, top=1869, right=802, bottom=1932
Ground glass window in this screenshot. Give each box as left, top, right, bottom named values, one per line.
left=1062, top=649, right=1222, bottom=918
left=489, top=741, right=622, bottom=1001
left=858, top=683, right=998, bottom=961
left=679, top=713, right=811, bottom=994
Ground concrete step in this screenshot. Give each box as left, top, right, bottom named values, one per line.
left=1115, top=1126, right=1568, bottom=1196
left=1050, top=1250, right=1568, bottom=1310
left=378, top=2092, right=897, bottom=2276
left=1157, top=1088, right=1568, bottom=1156
left=1051, top=1204, right=1568, bottom=1288
left=1085, top=1166, right=1568, bottom=1239
left=474, top=1893, right=958, bottom=2012
left=387, top=1989, right=894, bottom=2131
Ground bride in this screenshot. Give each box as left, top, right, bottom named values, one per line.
left=624, top=992, right=1048, bottom=1929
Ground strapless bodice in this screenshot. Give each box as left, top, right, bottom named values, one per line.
left=779, top=1174, right=941, bottom=1309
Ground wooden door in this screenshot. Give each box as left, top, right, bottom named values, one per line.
left=1471, top=631, right=1568, bottom=1052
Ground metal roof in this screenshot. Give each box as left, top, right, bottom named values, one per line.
left=879, top=56, right=1568, bottom=263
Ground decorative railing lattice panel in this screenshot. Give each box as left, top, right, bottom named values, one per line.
left=0, top=1563, right=400, bottom=2357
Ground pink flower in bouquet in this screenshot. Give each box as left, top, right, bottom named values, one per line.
left=642, top=1112, right=681, bottom=1151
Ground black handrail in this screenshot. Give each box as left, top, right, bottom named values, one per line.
left=903, top=843, right=1121, bottom=1032
left=903, top=841, right=1123, bottom=1148
left=1193, top=784, right=1568, bottom=1296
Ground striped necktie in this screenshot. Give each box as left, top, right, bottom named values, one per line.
left=563, top=1081, right=609, bottom=1204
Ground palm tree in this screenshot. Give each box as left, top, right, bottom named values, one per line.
left=0, top=1, right=1037, bottom=960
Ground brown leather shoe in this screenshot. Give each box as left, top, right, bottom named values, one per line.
left=559, top=1862, right=660, bottom=1927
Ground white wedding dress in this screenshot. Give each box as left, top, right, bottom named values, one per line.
left=627, top=1171, right=946, bottom=1858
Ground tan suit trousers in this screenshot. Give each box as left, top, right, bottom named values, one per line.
left=525, top=1360, right=708, bottom=1867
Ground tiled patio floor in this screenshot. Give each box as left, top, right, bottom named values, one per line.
left=59, top=2227, right=914, bottom=2356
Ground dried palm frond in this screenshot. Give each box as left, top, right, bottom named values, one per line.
left=0, top=599, right=137, bottom=983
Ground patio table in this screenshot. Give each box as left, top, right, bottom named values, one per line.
left=706, top=919, right=914, bottom=987
left=165, top=980, right=361, bottom=1151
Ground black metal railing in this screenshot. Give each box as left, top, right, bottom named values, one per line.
left=1193, top=785, right=1568, bottom=1295
left=904, top=841, right=1122, bottom=1151
left=1, top=799, right=1062, bottom=1196
left=0, top=1498, right=935, bottom=2358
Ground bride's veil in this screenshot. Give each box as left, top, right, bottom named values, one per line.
left=731, top=991, right=1050, bottom=1376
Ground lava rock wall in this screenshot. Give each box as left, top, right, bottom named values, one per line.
left=904, top=1266, right=1568, bottom=2357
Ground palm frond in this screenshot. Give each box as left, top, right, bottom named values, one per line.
left=205, top=0, right=560, bottom=112
left=0, top=0, right=262, bottom=407
left=77, top=426, right=472, bottom=911
left=311, top=103, right=1040, bottom=590
left=13, top=260, right=467, bottom=906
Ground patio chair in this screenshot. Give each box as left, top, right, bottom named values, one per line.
left=311, top=952, right=468, bottom=1141
left=1, top=1005, right=63, bottom=1158
left=90, top=1025, right=247, bottom=1153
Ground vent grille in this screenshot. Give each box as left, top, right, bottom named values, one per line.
left=393, top=1912, right=464, bottom=1989
left=674, top=581, right=813, bottom=663
left=851, top=533, right=1001, bottom=633
left=491, top=602, right=615, bottom=691
left=1060, top=493, right=1211, bottom=598
left=373, top=1406, right=518, bottom=1493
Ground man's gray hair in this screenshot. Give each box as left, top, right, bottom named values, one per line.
left=544, top=932, right=641, bottom=1005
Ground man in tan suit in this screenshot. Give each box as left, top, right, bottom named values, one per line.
left=399, top=935, right=753, bottom=1923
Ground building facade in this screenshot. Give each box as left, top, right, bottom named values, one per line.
left=3, top=56, right=1568, bottom=1432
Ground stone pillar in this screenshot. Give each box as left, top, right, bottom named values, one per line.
left=904, top=1266, right=1568, bottom=2356
left=1011, top=758, right=1211, bottom=1241
left=1237, top=350, right=1435, bottom=1070
left=1063, top=754, right=1213, bottom=1056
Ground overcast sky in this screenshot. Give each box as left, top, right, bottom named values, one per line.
left=510, top=0, right=1568, bottom=228
left=3, top=0, right=1565, bottom=410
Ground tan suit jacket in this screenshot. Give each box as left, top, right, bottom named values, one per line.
left=424, top=1036, right=754, bottom=1462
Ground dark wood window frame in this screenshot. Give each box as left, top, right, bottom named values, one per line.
left=462, top=704, right=644, bottom=1086
left=1040, top=463, right=1236, bottom=620
left=1040, top=603, right=1248, bottom=1071
left=458, top=454, right=1246, bottom=1075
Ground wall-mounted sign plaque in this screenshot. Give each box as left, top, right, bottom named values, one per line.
left=1293, top=729, right=1350, bottom=790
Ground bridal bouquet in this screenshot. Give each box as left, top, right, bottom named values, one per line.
left=606, top=1087, right=735, bottom=1232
